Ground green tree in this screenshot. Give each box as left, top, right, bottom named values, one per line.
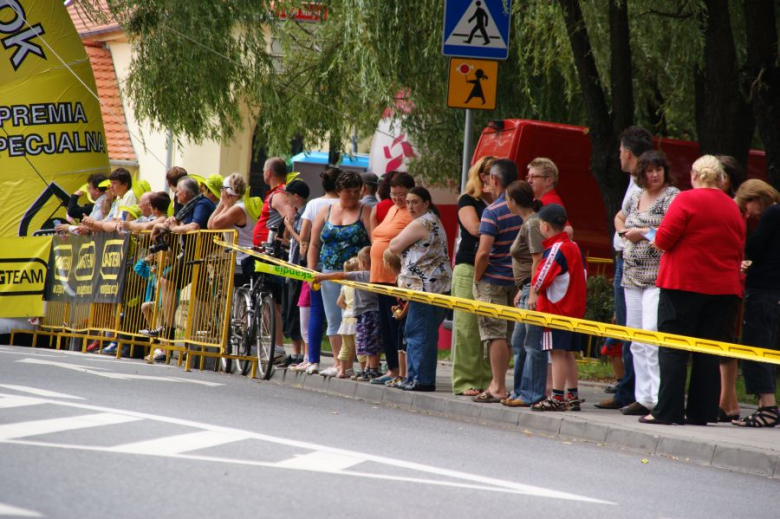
left=78, top=0, right=778, bottom=194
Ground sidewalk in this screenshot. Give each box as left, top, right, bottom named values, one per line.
left=273, top=359, right=780, bottom=479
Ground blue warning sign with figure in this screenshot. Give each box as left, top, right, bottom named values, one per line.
left=442, top=0, right=512, bottom=60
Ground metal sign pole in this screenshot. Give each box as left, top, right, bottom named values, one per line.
left=461, top=108, right=474, bottom=190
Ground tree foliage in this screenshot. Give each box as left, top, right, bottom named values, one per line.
left=78, top=0, right=778, bottom=188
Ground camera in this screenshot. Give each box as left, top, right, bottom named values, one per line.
left=149, top=228, right=171, bottom=253
left=149, top=237, right=169, bottom=253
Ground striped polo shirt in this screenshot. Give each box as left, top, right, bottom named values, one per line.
left=479, top=192, right=523, bottom=285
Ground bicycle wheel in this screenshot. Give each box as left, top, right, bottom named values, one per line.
left=255, top=292, right=276, bottom=380
left=221, top=286, right=242, bottom=374
left=232, top=287, right=255, bottom=376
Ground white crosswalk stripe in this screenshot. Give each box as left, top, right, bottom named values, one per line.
left=0, top=502, right=41, bottom=517
left=0, top=384, right=84, bottom=400
left=109, top=430, right=251, bottom=456
left=0, top=413, right=141, bottom=441
left=275, top=451, right=366, bottom=471
left=0, top=395, right=45, bottom=409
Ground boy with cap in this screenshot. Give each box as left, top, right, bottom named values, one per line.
left=530, top=203, right=587, bottom=412
left=280, top=179, right=310, bottom=367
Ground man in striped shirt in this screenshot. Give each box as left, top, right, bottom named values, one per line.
left=472, top=159, right=523, bottom=403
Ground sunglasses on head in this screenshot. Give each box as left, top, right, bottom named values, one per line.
left=478, top=156, right=496, bottom=175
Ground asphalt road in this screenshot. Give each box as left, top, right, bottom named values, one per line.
left=0, top=345, right=775, bottom=519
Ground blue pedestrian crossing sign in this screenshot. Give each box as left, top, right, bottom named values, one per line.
left=442, top=0, right=512, bottom=60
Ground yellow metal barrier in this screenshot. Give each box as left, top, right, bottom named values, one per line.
left=585, top=255, right=614, bottom=277
left=217, top=241, right=780, bottom=367
left=154, top=230, right=237, bottom=370
left=13, top=230, right=256, bottom=376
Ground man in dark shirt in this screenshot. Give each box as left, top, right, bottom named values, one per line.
left=152, top=176, right=215, bottom=239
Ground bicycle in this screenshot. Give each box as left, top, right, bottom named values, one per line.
left=227, top=232, right=286, bottom=379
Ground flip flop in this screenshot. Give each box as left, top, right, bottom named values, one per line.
left=462, top=388, right=482, bottom=397
left=472, top=391, right=503, bottom=404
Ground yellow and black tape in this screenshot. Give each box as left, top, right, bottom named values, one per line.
left=216, top=240, right=780, bottom=366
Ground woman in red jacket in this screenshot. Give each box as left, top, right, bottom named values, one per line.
left=640, top=155, right=745, bottom=426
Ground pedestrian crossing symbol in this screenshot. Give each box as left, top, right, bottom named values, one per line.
left=447, top=58, right=498, bottom=110
left=442, top=0, right=512, bottom=60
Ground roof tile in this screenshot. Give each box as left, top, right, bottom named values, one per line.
left=84, top=44, right=137, bottom=163
left=67, top=0, right=121, bottom=37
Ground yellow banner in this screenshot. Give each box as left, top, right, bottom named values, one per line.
left=0, top=236, right=50, bottom=317
left=0, top=0, right=110, bottom=238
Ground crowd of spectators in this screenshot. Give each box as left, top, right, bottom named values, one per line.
left=60, top=135, right=780, bottom=428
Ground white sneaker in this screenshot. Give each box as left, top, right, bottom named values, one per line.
left=272, top=346, right=287, bottom=363
left=319, top=366, right=338, bottom=377
left=305, top=362, right=319, bottom=375
left=289, top=361, right=310, bottom=372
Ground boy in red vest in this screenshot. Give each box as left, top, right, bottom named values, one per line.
left=530, top=204, right=587, bottom=411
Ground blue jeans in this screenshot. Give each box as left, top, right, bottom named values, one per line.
left=405, top=301, right=446, bottom=386
left=613, top=254, right=635, bottom=406
left=511, top=285, right=529, bottom=395
left=511, top=284, right=547, bottom=403
left=320, top=268, right=344, bottom=336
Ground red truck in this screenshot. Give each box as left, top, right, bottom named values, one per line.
left=471, top=119, right=768, bottom=262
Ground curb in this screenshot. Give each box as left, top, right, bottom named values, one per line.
left=272, top=369, right=780, bottom=479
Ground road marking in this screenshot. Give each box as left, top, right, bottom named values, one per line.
left=276, top=451, right=365, bottom=471
left=16, top=358, right=110, bottom=371
left=0, top=413, right=141, bottom=441
left=0, top=384, right=84, bottom=400
left=0, top=395, right=46, bottom=409
left=0, top=503, right=41, bottom=517
left=16, top=359, right=223, bottom=387
left=109, top=431, right=250, bottom=456
left=0, top=392, right=613, bottom=504
left=0, top=349, right=62, bottom=357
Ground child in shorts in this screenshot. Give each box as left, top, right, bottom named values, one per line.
left=530, top=204, right=587, bottom=412
left=315, top=246, right=381, bottom=380
left=335, top=258, right=367, bottom=378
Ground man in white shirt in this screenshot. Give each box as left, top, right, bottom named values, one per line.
left=596, top=126, right=653, bottom=411
left=83, top=168, right=138, bottom=233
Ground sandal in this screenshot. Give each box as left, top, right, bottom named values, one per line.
left=566, top=396, right=583, bottom=412
left=718, top=407, right=740, bottom=423
left=385, top=377, right=404, bottom=388
left=461, top=388, right=482, bottom=397
left=732, top=406, right=779, bottom=428
left=531, top=397, right=567, bottom=412
left=472, top=391, right=504, bottom=404
left=502, top=397, right=531, bottom=408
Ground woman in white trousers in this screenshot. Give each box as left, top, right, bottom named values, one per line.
left=615, top=151, right=679, bottom=415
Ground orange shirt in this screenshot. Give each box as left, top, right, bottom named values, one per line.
left=370, top=205, right=412, bottom=283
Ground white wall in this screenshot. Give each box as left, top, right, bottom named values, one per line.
left=106, top=41, right=255, bottom=189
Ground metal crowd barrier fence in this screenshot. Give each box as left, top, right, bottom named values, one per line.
left=13, top=230, right=256, bottom=375
left=216, top=241, right=780, bottom=367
